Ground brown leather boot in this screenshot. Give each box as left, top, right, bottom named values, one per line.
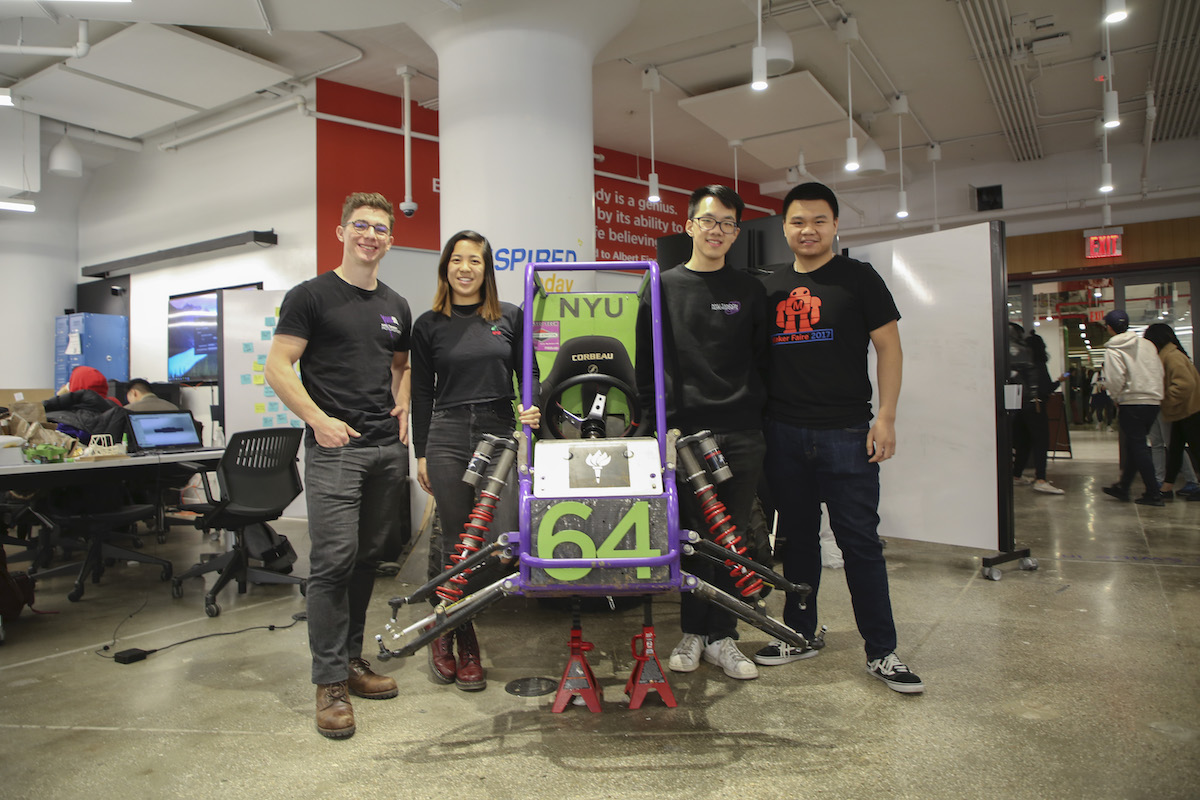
left=315, top=681, right=355, bottom=739
left=348, top=657, right=398, bottom=699
left=455, top=622, right=486, bottom=691
left=428, top=631, right=456, bottom=684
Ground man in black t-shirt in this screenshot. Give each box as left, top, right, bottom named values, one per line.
left=754, top=182, right=923, bottom=694
left=635, top=185, right=768, bottom=681
left=267, top=192, right=412, bottom=739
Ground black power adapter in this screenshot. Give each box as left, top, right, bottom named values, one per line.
left=114, top=648, right=150, bottom=664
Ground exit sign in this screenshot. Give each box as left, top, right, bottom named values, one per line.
left=1083, top=226, right=1123, bottom=259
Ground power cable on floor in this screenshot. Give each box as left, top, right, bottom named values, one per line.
left=97, top=610, right=307, bottom=664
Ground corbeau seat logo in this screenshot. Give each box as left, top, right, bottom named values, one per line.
left=571, top=352, right=615, bottom=361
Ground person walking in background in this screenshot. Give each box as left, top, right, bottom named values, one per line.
left=411, top=230, right=540, bottom=692
left=1143, top=323, right=1200, bottom=501
left=267, top=191, right=411, bottom=739
left=1100, top=310, right=1165, bottom=506
left=1011, top=330, right=1066, bottom=494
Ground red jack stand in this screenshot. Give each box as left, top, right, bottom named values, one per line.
left=625, top=621, right=676, bottom=709
left=552, top=605, right=602, bottom=713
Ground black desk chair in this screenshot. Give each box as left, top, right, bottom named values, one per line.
left=43, top=492, right=167, bottom=603
left=170, top=428, right=306, bottom=617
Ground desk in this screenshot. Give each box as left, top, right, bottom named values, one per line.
left=0, top=451, right=224, bottom=493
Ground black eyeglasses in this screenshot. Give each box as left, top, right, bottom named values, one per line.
left=348, top=219, right=391, bottom=237
left=691, top=216, right=739, bottom=234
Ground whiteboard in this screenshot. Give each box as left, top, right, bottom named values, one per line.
left=850, top=223, right=1001, bottom=550
left=221, top=288, right=307, bottom=517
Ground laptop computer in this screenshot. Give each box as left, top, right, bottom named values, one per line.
left=127, top=410, right=223, bottom=455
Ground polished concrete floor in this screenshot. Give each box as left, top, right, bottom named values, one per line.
left=2, top=429, right=1198, bottom=799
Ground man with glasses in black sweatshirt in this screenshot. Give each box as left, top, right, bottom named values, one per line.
left=636, top=184, right=768, bottom=681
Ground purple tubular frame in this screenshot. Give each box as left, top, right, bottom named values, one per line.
left=516, top=260, right=681, bottom=596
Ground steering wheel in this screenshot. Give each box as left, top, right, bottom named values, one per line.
left=541, top=373, right=642, bottom=440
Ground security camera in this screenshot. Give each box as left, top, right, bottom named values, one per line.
left=399, top=201, right=418, bottom=218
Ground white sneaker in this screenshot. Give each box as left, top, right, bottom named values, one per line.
left=702, top=637, right=759, bottom=680
left=666, top=633, right=704, bottom=673
left=1013, top=476, right=1034, bottom=486
left=1033, top=480, right=1064, bottom=495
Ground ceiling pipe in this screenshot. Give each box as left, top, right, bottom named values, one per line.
left=836, top=185, right=1200, bottom=242
left=1140, top=90, right=1156, bottom=191
left=304, top=110, right=440, bottom=143
left=397, top=65, right=417, bottom=214
left=159, top=95, right=306, bottom=151
left=0, top=20, right=90, bottom=58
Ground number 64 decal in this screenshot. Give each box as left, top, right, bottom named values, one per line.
left=535, top=500, right=661, bottom=580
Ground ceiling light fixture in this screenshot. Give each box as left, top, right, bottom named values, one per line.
left=0, top=88, right=12, bottom=107
left=1104, top=0, right=1128, bottom=24
left=762, top=18, right=794, bottom=77
left=730, top=139, right=742, bottom=193
left=1099, top=161, right=1114, bottom=193
left=644, top=67, right=661, bottom=203
left=751, top=0, right=767, bottom=91
left=1103, top=89, right=1120, bottom=127
left=49, top=129, right=83, bottom=178
left=0, top=199, right=36, bottom=213
left=838, top=17, right=860, bottom=172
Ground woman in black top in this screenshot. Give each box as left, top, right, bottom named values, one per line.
left=410, top=230, right=539, bottom=692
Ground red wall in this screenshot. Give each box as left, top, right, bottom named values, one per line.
left=315, top=79, right=442, bottom=271
left=315, top=80, right=779, bottom=270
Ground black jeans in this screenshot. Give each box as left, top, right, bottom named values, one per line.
left=305, top=439, right=408, bottom=684
left=424, top=401, right=519, bottom=592
left=1012, top=403, right=1049, bottom=480
left=1116, top=404, right=1160, bottom=495
left=1165, top=410, right=1200, bottom=485
left=677, top=429, right=766, bottom=643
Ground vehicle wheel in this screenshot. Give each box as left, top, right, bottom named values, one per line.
left=1020, top=557, right=1039, bottom=570
left=160, top=565, right=173, bottom=581
left=171, top=580, right=183, bottom=599
left=68, top=586, right=84, bottom=602
left=982, top=566, right=1002, bottom=581
left=205, top=602, right=220, bottom=617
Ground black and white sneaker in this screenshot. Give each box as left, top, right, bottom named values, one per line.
left=753, top=640, right=820, bottom=665
left=867, top=652, right=924, bottom=693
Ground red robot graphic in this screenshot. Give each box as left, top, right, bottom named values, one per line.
left=776, top=286, right=822, bottom=333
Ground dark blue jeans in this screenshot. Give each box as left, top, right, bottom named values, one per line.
left=424, top=401, right=518, bottom=590
left=305, top=439, right=408, bottom=684
left=1117, top=404, right=1160, bottom=495
left=764, top=418, right=897, bottom=660
left=677, top=429, right=766, bottom=643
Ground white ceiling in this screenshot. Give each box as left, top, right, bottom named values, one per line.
left=0, top=0, right=1195, bottom=199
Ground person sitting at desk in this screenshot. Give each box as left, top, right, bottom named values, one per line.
left=124, top=379, right=179, bottom=412
left=43, top=366, right=127, bottom=443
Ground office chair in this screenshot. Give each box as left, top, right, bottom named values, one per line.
left=42, top=489, right=168, bottom=603
left=170, top=428, right=306, bottom=617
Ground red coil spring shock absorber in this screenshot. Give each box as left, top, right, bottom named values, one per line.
left=434, top=434, right=519, bottom=604
left=677, top=432, right=764, bottom=598
left=693, top=484, right=764, bottom=597
left=435, top=491, right=499, bottom=603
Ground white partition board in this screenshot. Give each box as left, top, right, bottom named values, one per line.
left=850, top=223, right=999, bottom=550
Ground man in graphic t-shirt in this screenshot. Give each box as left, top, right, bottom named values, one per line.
left=267, top=192, right=412, bottom=739
left=754, top=182, right=923, bottom=694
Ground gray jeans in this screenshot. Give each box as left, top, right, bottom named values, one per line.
left=304, top=439, right=408, bottom=684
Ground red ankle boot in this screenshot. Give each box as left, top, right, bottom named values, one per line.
left=454, top=622, right=486, bottom=691
left=428, top=631, right=456, bottom=684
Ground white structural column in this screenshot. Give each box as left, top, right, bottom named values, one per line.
left=411, top=0, right=639, bottom=296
